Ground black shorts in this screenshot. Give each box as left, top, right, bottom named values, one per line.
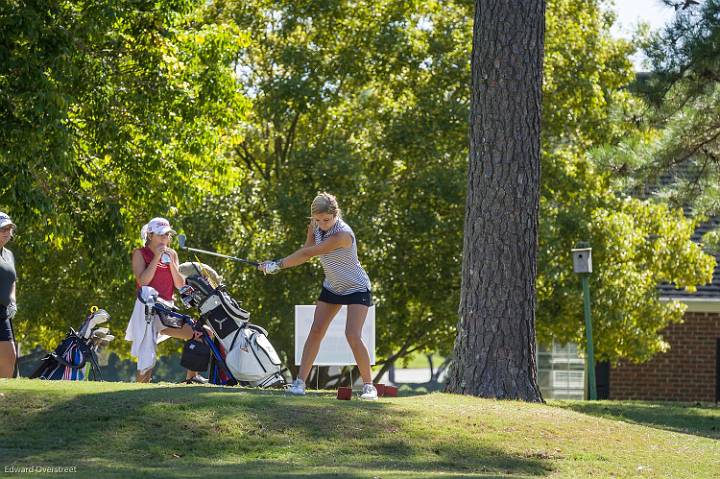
left=318, top=287, right=373, bottom=306
left=0, top=316, right=15, bottom=343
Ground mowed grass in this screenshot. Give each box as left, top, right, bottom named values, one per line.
left=0, top=379, right=718, bottom=478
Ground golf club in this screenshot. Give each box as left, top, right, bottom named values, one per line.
left=79, top=309, right=110, bottom=339
left=92, top=335, right=114, bottom=352
left=177, top=234, right=259, bottom=267
left=92, top=327, right=110, bottom=337
left=90, top=330, right=107, bottom=343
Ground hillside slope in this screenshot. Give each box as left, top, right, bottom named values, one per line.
left=0, top=380, right=717, bottom=478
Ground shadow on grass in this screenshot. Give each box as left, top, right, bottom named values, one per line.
left=0, top=383, right=552, bottom=478
left=554, top=401, right=720, bottom=440
left=395, top=382, right=443, bottom=397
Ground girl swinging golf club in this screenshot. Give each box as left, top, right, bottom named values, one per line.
left=258, top=193, right=377, bottom=400
left=124, top=217, right=205, bottom=383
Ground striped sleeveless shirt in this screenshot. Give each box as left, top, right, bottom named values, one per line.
left=314, top=219, right=371, bottom=295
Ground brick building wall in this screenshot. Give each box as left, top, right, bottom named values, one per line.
left=609, top=312, right=720, bottom=402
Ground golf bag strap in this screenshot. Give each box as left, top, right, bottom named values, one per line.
left=227, top=328, right=242, bottom=352
left=48, top=351, right=87, bottom=370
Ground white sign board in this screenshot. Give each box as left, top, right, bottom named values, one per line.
left=294, top=305, right=375, bottom=366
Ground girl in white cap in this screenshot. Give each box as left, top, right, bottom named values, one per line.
left=125, top=217, right=205, bottom=383
left=0, top=212, right=18, bottom=378
left=259, top=193, right=377, bottom=400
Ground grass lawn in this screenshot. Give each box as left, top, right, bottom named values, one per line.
left=0, top=379, right=718, bottom=478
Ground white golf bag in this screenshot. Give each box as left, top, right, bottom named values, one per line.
left=193, top=279, right=285, bottom=387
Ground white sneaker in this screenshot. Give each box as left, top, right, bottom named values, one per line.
left=287, top=378, right=306, bottom=396
left=360, top=383, right=378, bottom=400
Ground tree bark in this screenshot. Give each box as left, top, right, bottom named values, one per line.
left=446, top=0, right=545, bottom=402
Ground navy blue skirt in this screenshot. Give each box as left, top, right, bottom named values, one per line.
left=318, top=287, right=373, bottom=306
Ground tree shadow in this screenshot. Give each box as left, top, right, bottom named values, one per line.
left=393, top=381, right=445, bottom=396
left=0, top=383, right=552, bottom=478
left=553, top=400, right=720, bottom=440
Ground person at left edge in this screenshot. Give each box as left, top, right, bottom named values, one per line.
left=0, top=212, right=18, bottom=378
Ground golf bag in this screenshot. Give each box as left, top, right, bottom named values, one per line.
left=30, top=331, right=102, bottom=380
left=30, top=308, right=111, bottom=381
left=182, top=269, right=285, bottom=387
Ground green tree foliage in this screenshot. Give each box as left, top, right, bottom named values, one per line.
left=172, top=0, right=472, bottom=379
left=537, top=0, right=715, bottom=363
left=607, top=0, right=720, bottom=215
left=211, top=0, right=713, bottom=370
left=554, top=0, right=720, bottom=363
left=0, top=0, right=249, bottom=348
left=0, top=0, right=713, bottom=372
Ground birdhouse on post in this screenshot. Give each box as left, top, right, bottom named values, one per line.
left=571, top=247, right=592, bottom=274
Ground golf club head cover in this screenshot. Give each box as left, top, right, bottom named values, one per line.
left=91, top=309, right=110, bottom=324
left=178, top=262, right=223, bottom=286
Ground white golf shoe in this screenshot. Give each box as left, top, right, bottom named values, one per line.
left=287, top=378, right=306, bottom=396
left=360, top=383, right=378, bottom=400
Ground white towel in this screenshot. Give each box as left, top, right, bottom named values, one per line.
left=124, top=298, right=170, bottom=372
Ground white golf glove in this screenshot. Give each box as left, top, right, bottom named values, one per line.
left=262, top=260, right=282, bottom=275
left=6, top=302, right=17, bottom=319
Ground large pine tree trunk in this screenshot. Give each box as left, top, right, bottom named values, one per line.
left=446, top=0, right=545, bottom=401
